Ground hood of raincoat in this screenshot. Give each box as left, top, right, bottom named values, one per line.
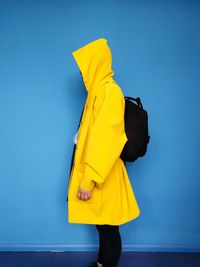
left=72, top=38, right=114, bottom=95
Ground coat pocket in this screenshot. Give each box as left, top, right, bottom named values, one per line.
left=92, top=92, right=104, bottom=121
left=71, top=170, right=102, bottom=205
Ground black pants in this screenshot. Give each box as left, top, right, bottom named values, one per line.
left=95, top=224, right=122, bottom=267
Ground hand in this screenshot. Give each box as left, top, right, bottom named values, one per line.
left=77, top=186, right=92, bottom=201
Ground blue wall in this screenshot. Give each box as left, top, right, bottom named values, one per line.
left=0, top=0, right=199, bottom=252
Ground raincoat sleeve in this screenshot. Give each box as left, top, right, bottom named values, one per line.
left=79, top=85, right=128, bottom=191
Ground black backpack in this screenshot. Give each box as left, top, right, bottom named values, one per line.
left=120, top=96, right=150, bottom=162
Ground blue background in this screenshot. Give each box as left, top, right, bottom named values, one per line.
left=0, top=0, right=199, bottom=252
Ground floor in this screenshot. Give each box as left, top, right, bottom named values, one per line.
left=0, top=251, right=199, bottom=267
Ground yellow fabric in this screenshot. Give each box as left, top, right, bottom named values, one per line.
left=68, top=38, right=140, bottom=225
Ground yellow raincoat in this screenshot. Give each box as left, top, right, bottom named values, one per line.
left=67, top=38, right=140, bottom=225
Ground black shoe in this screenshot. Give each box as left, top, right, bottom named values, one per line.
left=88, top=262, right=98, bottom=267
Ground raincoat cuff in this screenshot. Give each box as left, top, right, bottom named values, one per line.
left=79, top=164, right=98, bottom=191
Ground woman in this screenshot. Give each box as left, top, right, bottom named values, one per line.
left=67, top=38, right=140, bottom=267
